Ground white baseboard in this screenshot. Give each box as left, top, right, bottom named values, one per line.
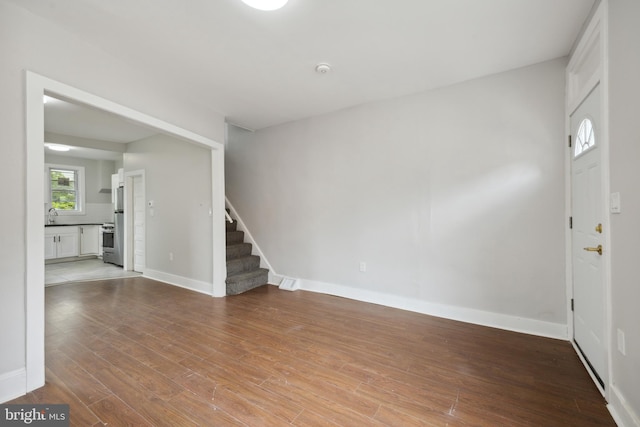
left=143, top=269, right=213, bottom=296
left=223, top=199, right=566, bottom=340
left=0, top=368, right=26, bottom=403
left=270, top=273, right=285, bottom=285
left=609, top=385, right=640, bottom=427
left=297, top=278, right=568, bottom=340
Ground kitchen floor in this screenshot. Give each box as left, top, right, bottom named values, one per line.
left=45, top=258, right=141, bottom=286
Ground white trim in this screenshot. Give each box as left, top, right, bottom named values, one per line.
left=25, top=73, right=46, bottom=393
left=212, top=151, right=227, bottom=296
left=224, top=197, right=278, bottom=284
left=25, top=71, right=227, bottom=397
left=567, top=5, right=604, bottom=112
left=299, top=279, right=568, bottom=340
left=609, top=385, right=640, bottom=427
left=600, top=1, right=614, bottom=406
left=123, top=170, right=145, bottom=273
left=143, top=269, right=214, bottom=296
left=0, top=368, right=27, bottom=403
left=224, top=200, right=566, bottom=339
left=565, top=0, right=612, bottom=400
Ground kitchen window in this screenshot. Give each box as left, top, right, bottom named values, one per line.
left=46, top=164, right=85, bottom=215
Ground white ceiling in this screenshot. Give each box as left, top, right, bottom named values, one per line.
left=44, top=96, right=159, bottom=144
left=43, top=95, right=157, bottom=160
left=17, top=0, right=595, bottom=139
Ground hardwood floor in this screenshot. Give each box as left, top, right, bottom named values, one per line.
left=10, top=277, right=615, bottom=426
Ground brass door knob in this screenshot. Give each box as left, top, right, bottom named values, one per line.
left=583, top=245, right=603, bottom=255
left=595, top=223, right=602, bottom=234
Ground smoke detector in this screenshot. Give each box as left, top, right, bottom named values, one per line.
left=315, top=63, right=332, bottom=74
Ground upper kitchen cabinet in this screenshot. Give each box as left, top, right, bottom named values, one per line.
left=111, top=168, right=124, bottom=204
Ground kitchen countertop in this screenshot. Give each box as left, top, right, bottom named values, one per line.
left=45, top=223, right=105, bottom=227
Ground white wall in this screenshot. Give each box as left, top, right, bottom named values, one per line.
left=0, top=1, right=224, bottom=401
left=608, top=0, right=640, bottom=424
left=125, top=134, right=213, bottom=287
left=227, top=58, right=567, bottom=335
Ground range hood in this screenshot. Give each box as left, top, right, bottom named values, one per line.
left=97, top=160, right=115, bottom=194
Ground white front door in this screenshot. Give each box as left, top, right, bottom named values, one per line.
left=571, top=83, right=606, bottom=389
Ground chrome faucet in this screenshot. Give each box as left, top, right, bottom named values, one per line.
left=47, top=207, right=58, bottom=225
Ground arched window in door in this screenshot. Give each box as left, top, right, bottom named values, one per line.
left=574, top=117, right=595, bottom=157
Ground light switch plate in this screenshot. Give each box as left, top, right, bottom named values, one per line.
left=610, top=192, right=621, bottom=214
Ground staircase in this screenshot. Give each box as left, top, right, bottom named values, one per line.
left=225, top=216, right=269, bottom=295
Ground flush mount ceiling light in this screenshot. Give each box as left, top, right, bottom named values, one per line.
left=241, top=0, right=288, bottom=11
left=46, top=143, right=71, bottom=152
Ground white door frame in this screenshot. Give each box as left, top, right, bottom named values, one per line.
left=25, top=71, right=228, bottom=393
left=124, top=170, right=145, bottom=272
left=565, top=2, right=612, bottom=399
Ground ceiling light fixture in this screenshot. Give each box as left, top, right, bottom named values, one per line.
left=240, top=0, right=288, bottom=11
left=46, top=144, right=71, bottom=152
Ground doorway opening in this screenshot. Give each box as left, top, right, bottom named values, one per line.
left=25, top=71, right=227, bottom=393
left=43, top=93, right=145, bottom=286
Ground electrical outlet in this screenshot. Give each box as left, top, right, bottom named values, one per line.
left=169, top=252, right=174, bottom=262
left=359, top=261, right=367, bottom=272
left=617, top=329, right=626, bottom=355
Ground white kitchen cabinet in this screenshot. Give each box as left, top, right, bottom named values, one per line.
left=98, top=229, right=104, bottom=257
left=45, top=226, right=79, bottom=259
left=111, top=174, right=119, bottom=204
left=44, top=234, right=57, bottom=259
left=80, top=225, right=100, bottom=255
left=111, top=168, right=124, bottom=204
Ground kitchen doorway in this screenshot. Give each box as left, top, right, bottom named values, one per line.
left=25, top=72, right=227, bottom=393
left=42, top=95, right=142, bottom=285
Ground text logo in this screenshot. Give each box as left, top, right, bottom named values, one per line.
left=0, top=405, right=69, bottom=426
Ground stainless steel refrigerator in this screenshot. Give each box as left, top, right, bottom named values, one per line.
left=104, top=186, right=124, bottom=266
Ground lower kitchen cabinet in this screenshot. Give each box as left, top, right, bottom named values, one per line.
left=80, top=225, right=100, bottom=255
left=45, top=226, right=79, bottom=259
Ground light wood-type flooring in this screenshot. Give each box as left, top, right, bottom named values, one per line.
left=10, top=278, right=616, bottom=426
